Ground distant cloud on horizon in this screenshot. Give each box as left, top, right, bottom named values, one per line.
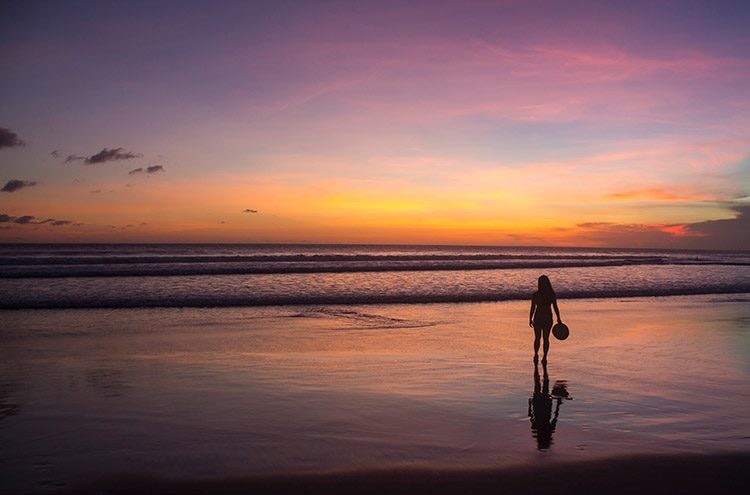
left=683, top=204, right=750, bottom=249
left=13, top=215, right=35, bottom=224
left=65, top=147, right=142, bottom=164
left=1, top=179, right=37, bottom=192
left=37, top=218, right=73, bottom=226
left=0, top=127, right=25, bottom=149
left=574, top=203, right=750, bottom=250
left=0, top=212, right=79, bottom=227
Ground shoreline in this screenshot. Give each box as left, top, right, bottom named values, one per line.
left=2, top=288, right=750, bottom=310
left=62, top=452, right=748, bottom=494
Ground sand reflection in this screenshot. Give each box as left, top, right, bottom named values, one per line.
left=528, top=361, right=571, bottom=450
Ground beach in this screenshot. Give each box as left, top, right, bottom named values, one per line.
left=2, top=294, right=749, bottom=493
left=4, top=0, right=750, bottom=491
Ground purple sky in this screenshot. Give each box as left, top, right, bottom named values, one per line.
left=1, top=1, right=749, bottom=247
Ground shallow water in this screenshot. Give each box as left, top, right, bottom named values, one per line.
left=1, top=295, right=749, bottom=492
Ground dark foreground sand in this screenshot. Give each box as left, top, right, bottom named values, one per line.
left=63, top=453, right=747, bottom=495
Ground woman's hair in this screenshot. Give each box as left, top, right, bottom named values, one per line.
left=537, top=275, right=556, bottom=300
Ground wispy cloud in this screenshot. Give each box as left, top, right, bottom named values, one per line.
left=1, top=179, right=37, bottom=193
left=65, top=148, right=142, bottom=164
left=252, top=36, right=750, bottom=129
left=605, top=188, right=716, bottom=202
left=0, top=127, right=25, bottom=149
left=129, top=165, right=164, bottom=175
left=86, top=148, right=141, bottom=164
left=65, top=154, right=86, bottom=163
left=576, top=221, right=698, bottom=236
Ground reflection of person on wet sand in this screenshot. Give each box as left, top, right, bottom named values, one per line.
left=528, top=361, right=569, bottom=450
left=529, top=275, right=562, bottom=364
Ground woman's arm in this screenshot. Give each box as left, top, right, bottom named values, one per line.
left=529, top=298, right=536, bottom=327
left=553, top=298, right=561, bottom=323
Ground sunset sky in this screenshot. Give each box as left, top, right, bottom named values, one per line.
left=1, top=0, right=749, bottom=248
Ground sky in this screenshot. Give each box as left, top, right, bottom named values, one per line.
left=1, top=0, right=749, bottom=248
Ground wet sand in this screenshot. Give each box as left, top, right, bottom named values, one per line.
left=1, top=295, right=749, bottom=493
left=65, top=453, right=748, bottom=494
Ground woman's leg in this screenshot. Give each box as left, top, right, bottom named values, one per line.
left=533, top=324, right=542, bottom=361
left=541, top=323, right=552, bottom=363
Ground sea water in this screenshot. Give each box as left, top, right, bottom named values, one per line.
left=1, top=244, right=749, bottom=308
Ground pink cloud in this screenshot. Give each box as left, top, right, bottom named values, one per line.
left=659, top=224, right=701, bottom=237
left=605, top=188, right=717, bottom=202
left=239, top=36, right=750, bottom=127
left=512, top=44, right=749, bottom=82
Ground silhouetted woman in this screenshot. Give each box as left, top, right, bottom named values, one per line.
left=529, top=275, right=562, bottom=364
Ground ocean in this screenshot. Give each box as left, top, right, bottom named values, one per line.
left=1, top=244, right=750, bottom=309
